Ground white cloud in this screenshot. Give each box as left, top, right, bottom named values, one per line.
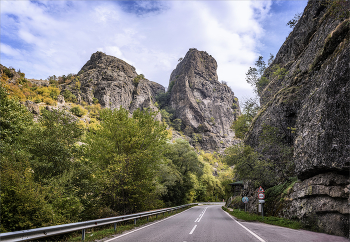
left=0, top=43, right=22, bottom=58
left=0, top=0, right=276, bottom=102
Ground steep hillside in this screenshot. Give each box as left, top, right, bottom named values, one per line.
left=164, top=48, right=241, bottom=151
left=245, top=1, right=349, bottom=237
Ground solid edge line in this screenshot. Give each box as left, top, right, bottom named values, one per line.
left=223, top=211, right=266, bottom=242
left=189, top=225, right=197, bottom=234
left=104, top=207, right=195, bottom=242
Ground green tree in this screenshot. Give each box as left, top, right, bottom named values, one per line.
left=231, top=98, right=259, bottom=139
left=0, top=84, right=54, bottom=232
left=224, top=143, right=275, bottom=188
left=84, top=107, right=168, bottom=215
left=161, top=139, right=203, bottom=206
left=27, top=109, right=83, bottom=182
left=246, top=55, right=274, bottom=94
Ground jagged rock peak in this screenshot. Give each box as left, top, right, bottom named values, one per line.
left=168, top=48, right=241, bottom=151
left=60, top=52, right=165, bottom=116
left=79, top=51, right=137, bottom=78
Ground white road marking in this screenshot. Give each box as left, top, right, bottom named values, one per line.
left=103, top=207, right=195, bottom=242
left=189, top=225, right=197, bottom=234
left=194, top=207, right=207, bottom=222
left=223, top=210, right=266, bottom=242
left=197, top=207, right=208, bottom=222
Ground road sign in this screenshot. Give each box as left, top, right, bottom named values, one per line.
left=242, top=196, right=249, bottom=203
left=258, top=186, right=265, bottom=193
left=259, top=200, right=265, bottom=203
left=258, top=193, right=265, bottom=199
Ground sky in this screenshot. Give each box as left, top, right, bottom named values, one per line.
left=0, top=0, right=308, bottom=104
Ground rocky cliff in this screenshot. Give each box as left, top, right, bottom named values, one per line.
left=61, top=51, right=165, bottom=116
left=167, top=48, right=241, bottom=151
left=245, top=1, right=349, bottom=237
left=62, top=50, right=241, bottom=152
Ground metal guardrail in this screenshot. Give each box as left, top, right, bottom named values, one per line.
left=0, top=202, right=223, bottom=241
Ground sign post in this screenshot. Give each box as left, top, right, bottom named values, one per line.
left=257, top=186, right=265, bottom=219
left=242, top=196, right=248, bottom=212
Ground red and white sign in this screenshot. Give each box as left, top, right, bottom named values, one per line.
left=258, top=186, right=265, bottom=193
left=258, top=193, right=265, bottom=199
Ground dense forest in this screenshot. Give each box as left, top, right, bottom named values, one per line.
left=0, top=67, right=233, bottom=233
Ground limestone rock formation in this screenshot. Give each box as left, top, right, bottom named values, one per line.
left=61, top=52, right=164, bottom=116
left=23, top=100, right=40, bottom=115
left=245, top=1, right=349, bottom=237
left=168, top=48, right=241, bottom=151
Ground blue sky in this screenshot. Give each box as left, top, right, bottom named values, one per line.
left=0, top=0, right=307, bottom=103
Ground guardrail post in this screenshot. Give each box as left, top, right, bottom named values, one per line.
left=82, top=229, right=86, bottom=240
left=114, top=223, right=117, bottom=231
left=134, top=218, right=137, bottom=225
left=156, top=214, right=158, bottom=219
left=147, top=216, right=149, bottom=221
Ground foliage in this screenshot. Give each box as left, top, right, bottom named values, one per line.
left=84, top=108, right=168, bottom=214
left=63, top=89, right=77, bottom=103
left=224, top=143, right=275, bottom=188
left=231, top=98, right=259, bottom=139
left=161, top=139, right=203, bottom=206
left=271, top=65, right=288, bottom=80
left=0, top=84, right=84, bottom=231
left=133, top=74, right=144, bottom=86
left=86, top=104, right=101, bottom=119
left=3, top=67, right=14, bottom=78
left=26, top=109, right=83, bottom=182
left=287, top=13, right=302, bottom=28
left=222, top=207, right=302, bottom=230
left=246, top=55, right=275, bottom=94
left=172, top=118, right=182, bottom=131
left=70, top=105, right=87, bottom=117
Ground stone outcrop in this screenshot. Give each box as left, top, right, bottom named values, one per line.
left=61, top=52, right=164, bottom=115
left=168, top=48, right=241, bottom=151
left=23, top=100, right=40, bottom=115
left=245, top=1, right=349, bottom=238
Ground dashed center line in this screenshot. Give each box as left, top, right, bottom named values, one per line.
left=189, top=225, right=197, bottom=234
left=194, top=207, right=208, bottom=223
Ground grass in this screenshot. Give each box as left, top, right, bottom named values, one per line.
left=66, top=206, right=194, bottom=241
left=222, top=207, right=302, bottom=230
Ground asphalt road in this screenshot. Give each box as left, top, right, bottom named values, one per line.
left=102, top=205, right=349, bottom=242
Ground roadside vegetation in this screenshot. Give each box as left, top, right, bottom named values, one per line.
left=222, top=207, right=302, bottom=230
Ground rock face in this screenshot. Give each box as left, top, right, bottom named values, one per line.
left=245, top=1, right=349, bottom=238
left=23, top=100, right=40, bottom=115
left=61, top=51, right=164, bottom=115
left=168, top=48, right=240, bottom=151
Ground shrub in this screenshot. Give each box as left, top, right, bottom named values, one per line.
left=70, top=105, right=87, bottom=117
left=43, top=97, right=56, bottom=106
left=63, top=90, right=77, bottom=103
left=3, top=68, right=14, bottom=78
left=86, top=104, right=101, bottom=119
left=133, top=74, right=144, bottom=86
